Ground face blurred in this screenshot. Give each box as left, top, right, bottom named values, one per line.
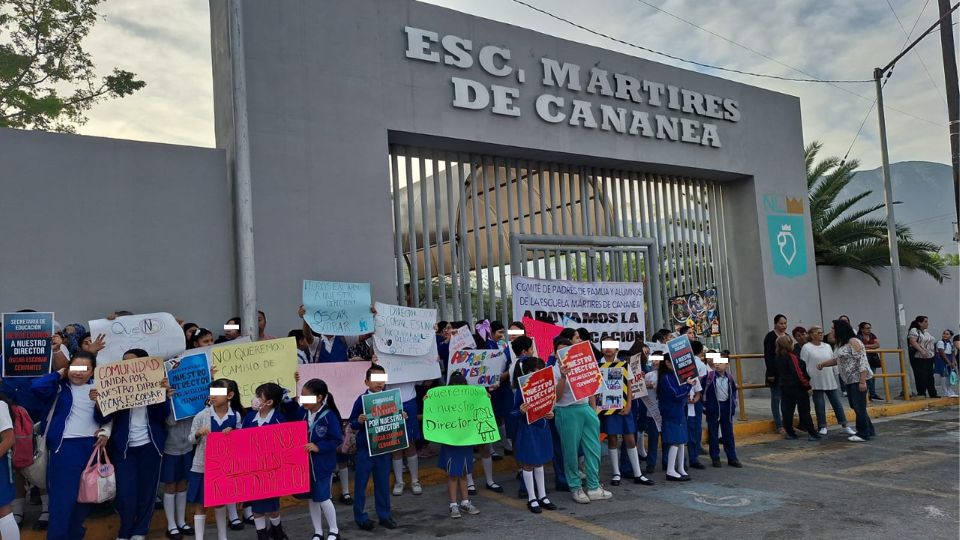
left=209, top=389, right=231, bottom=408
left=366, top=373, right=386, bottom=392
left=602, top=346, right=618, bottom=359
left=67, top=358, right=94, bottom=385
left=225, top=321, right=240, bottom=340
left=300, top=387, right=323, bottom=412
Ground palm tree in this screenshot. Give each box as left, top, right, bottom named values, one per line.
left=806, top=141, right=946, bottom=284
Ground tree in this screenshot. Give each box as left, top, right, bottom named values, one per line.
left=0, top=0, right=144, bottom=132
left=806, top=140, right=947, bottom=284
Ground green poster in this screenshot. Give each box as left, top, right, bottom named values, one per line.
left=422, top=385, right=500, bottom=446
left=361, top=388, right=408, bottom=456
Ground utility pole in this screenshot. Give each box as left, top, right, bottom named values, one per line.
left=228, top=0, right=259, bottom=341
left=937, top=0, right=960, bottom=239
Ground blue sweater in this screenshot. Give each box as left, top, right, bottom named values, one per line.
left=102, top=401, right=170, bottom=458
left=656, top=373, right=692, bottom=422
left=702, top=371, right=738, bottom=418
left=292, top=405, right=343, bottom=476
left=30, top=372, right=110, bottom=453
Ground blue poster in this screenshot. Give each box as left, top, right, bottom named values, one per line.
left=302, top=280, right=374, bottom=336
left=766, top=214, right=807, bottom=278
left=2, top=312, right=54, bottom=377
left=667, top=335, right=698, bottom=385
left=166, top=352, right=211, bottom=420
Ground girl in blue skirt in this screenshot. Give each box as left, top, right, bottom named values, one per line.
left=437, top=373, right=481, bottom=519
left=512, top=356, right=557, bottom=514
left=241, top=382, right=289, bottom=540
left=598, top=342, right=655, bottom=487
left=657, top=354, right=697, bottom=482
left=295, top=378, right=343, bottom=540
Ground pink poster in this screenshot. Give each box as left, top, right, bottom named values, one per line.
left=522, top=317, right=564, bottom=360
left=204, top=422, right=309, bottom=506
left=297, top=362, right=371, bottom=410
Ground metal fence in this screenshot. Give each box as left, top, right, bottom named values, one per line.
left=388, top=145, right=736, bottom=346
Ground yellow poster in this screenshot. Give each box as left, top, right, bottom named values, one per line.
left=210, top=337, right=298, bottom=404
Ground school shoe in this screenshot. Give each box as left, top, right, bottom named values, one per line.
left=712, top=459, right=722, bottom=468
left=818, top=427, right=828, bottom=435
left=257, top=528, right=271, bottom=540
left=411, top=481, right=423, bottom=495
left=460, top=501, right=480, bottom=515
left=783, top=433, right=798, bottom=440
left=178, top=524, right=195, bottom=536
left=807, top=434, right=822, bottom=442
left=527, top=500, right=542, bottom=514
left=539, top=497, right=557, bottom=510
left=166, top=529, right=184, bottom=540
left=728, top=460, right=743, bottom=468
left=449, top=505, right=462, bottom=519
left=571, top=488, right=590, bottom=504
left=378, top=517, right=398, bottom=529
left=467, top=485, right=477, bottom=496
left=665, top=474, right=687, bottom=482
left=842, top=426, right=857, bottom=436
left=586, top=487, right=613, bottom=501
left=611, top=474, right=621, bottom=486
left=339, top=493, right=353, bottom=505
left=229, top=519, right=245, bottom=531
left=491, top=450, right=503, bottom=461
left=690, top=461, right=705, bottom=470
left=870, top=394, right=884, bottom=400
left=357, top=519, right=375, bottom=531
left=271, top=523, right=289, bottom=540
left=485, top=482, right=504, bottom=493
left=644, top=465, right=656, bottom=475
left=33, top=512, right=49, bottom=530
left=393, top=481, right=405, bottom=496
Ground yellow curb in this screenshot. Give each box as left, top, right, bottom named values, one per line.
left=25, top=397, right=957, bottom=540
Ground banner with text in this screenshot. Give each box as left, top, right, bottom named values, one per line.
left=211, top=337, right=297, bottom=404
left=447, top=349, right=506, bottom=386
left=166, top=352, right=211, bottom=420
left=302, top=280, right=373, bottom=336
left=375, top=344, right=441, bottom=384
left=423, top=385, right=500, bottom=446
left=667, top=335, right=698, bottom=385
left=512, top=276, right=645, bottom=348
left=2, top=312, right=54, bottom=377
left=362, top=388, right=408, bottom=456
left=89, top=312, right=185, bottom=365
left=373, top=302, right=436, bottom=356
left=558, top=341, right=602, bottom=401
left=204, top=422, right=309, bottom=506
left=95, top=355, right=167, bottom=416
left=297, top=362, right=371, bottom=411
left=519, top=367, right=556, bottom=424
left=627, top=354, right=648, bottom=397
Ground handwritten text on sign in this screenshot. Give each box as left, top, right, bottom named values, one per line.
left=204, top=422, right=309, bottom=506
left=302, top=280, right=373, bottom=336
left=422, top=385, right=500, bottom=446
left=2, top=312, right=54, bottom=377
left=94, top=356, right=167, bottom=415
left=447, top=349, right=505, bottom=386
left=88, top=312, right=185, bottom=365
left=519, top=366, right=556, bottom=424
left=362, top=389, right=408, bottom=456
left=165, top=352, right=211, bottom=420
left=373, top=302, right=436, bottom=356
left=558, top=341, right=602, bottom=401
left=211, top=337, right=297, bottom=404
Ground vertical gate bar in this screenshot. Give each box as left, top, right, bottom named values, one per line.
left=719, top=184, right=737, bottom=349
left=526, top=160, right=537, bottom=281
left=702, top=180, right=717, bottom=290
left=550, top=165, right=560, bottom=236
left=559, top=163, right=571, bottom=279
left=469, top=155, right=484, bottom=321
left=693, top=179, right=708, bottom=292
left=537, top=162, right=548, bottom=236
left=493, top=158, right=509, bottom=323
left=682, top=178, right=697, bottom=293
left=598, top=246, right=607, bottom=280
left=419, top=154, right=433, bottom=309
left=542, top=165, right=554, bottom=281
left=626, top=171, right=637, bottom=238
left=456, top=155, right=471, bottom=320
left=390, top=147, right=404, bottom=305
left=672, top=178, right=690, bottom=295
left=649, top=176, right=668, bottom=326
left=580, top=166, right=591, bottom=236
left=658, top=177, right=674, bottom=298
left=432, top=150, right=447, bottom=318
left=445, top=154, right=461, bottom=318
left=593, top=169, right=605, bottom=236
left=480, top=156, right=496, bottom=321
left=504, top=159, right=516, bottom=290
left=404, top=149, right=420, bottom=308
left=677, top=178, right=694, bottom=295
left=533, top=249, right=541, bottom=279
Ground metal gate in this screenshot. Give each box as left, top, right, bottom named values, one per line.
left=387, top=145, right=736, bottom=348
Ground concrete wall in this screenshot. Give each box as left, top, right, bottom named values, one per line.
left=0, top=127, right=234, bottom=330
left=210, top=0, right=818, bottom=345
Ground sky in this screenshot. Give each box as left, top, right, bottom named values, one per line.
left=78, top=0, right=958, bottom=170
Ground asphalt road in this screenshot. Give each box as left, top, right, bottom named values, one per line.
left=257, top=406, right=959, bottom=540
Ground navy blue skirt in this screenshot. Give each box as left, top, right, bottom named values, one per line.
left=0, top=456, right=13, bottom=506
left=403, top=398, right=421, bottom=442
left=661, top=416, right=688, bottom=445
left=600, top=412, right=637, bottom=436
left=161, top=451, right=193, bottom=484
left=514, top=420, right=553, bottom=465
left=249, top=497, right=280, bottom=514
left=186, top=471, right=204, bottom=505
left=438, top=445, right=474, bottom=477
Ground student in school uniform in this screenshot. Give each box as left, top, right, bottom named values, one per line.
left=349, top=364, right=401, bottom=531
left=187, top=378, right=245, bottom=540
left=0, top=391, right=21, bottom=540
left=597, top=341, right=654, bottom=487
left=643, top=354, right=666, bottom=474
left=241, top=383, right=290, bottom=539
left=702, top=357, right=742, bottom=468
left=485, top=321, right=514, bottom=457
left=512, top=356, right=559, bottom=513
left=657, top=354, right=698, bottom=481
left=106, top=349, right=173, bottom=540
left=686, top=341, right=710, bottom=470
left=544, top=336, right=570, bottom=492
left=30, top=352, right=112, bottom=540
left=437, top=372, right=483, bottom=519
left=386, top=380, right=422, bottom=497
left=293, top=379, right=343, bottom=540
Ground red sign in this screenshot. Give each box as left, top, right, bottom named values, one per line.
left=521, top=317, right=564, bottom=360
left=519, top=366, right=556, bottom=424
left=204, top=422, right=309, bottom=506
left=558, top=341, right=602, bottom=401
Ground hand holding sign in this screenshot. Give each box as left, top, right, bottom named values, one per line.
left=558, top=341, right=603, bottom=401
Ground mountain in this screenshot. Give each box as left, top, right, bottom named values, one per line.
left=845, top=161, right=957, bottom=253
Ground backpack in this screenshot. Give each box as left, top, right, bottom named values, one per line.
left=10, top=405, right=35, bottom=469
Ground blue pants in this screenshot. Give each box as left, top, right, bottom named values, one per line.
left=706, top=401, right=738, bottom=462
left=686, top=401, right=704, bottom=463
left=353, top=450, right=391, bottom=524
left=645, top=421, right=666, bottom=470
left=116, top=443, right=163, bottom=537
left=846, top=383, right=876, bottom=440
left=770, top=386, right=783, bottom=430
left=48, top=437, right=95, bottom=540
left=548, top=419, right=567, bottom=488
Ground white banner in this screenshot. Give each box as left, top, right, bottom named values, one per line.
left=511, top=276, right=646, bottom=348
left=373, top=302, right=436, bottom=356
left=89, top=312, right=186, bottom=365
left=375, top=340, right=441, bottom=384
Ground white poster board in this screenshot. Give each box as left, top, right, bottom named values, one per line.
left=89, top=312, right=186, bottom=365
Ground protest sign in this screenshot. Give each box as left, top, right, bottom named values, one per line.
left=667, top=335, right=698, bottom=384
left=513, top=276, right=645, bottom=349
left=373, top=302, right=435, bottom=356
left=296, top=362, right=370, bottom=410
left=94, top=356, right=167, bottom=416
left=519, top=367, right=556, bottom=424
left=640, top=372, right=661, bottom=431
left=165, top=352, right=211, bottom=420
left=375, top=343, right=441, bottom=384
left=446, top=349, right=506, bottom=386
left=362, top=388, right=408, bottom=456
left=211, top=337, right=297, bottom=404
left=597, top=362, right=627, bottom=413
left=521, top=317, right=563, bottom=361
left=558, top=341, right=602, bottom=401
left=627, top=353, right=648, bottom=397
left=669, top=288, right=720, bottom=337
left=448, top=325, right=475, bottom=355
left=204, top=421, right=309, bottom=506
left=423, top=385, right=500, bottom=446
left=2, top=312, right=54, bottom=377
left=89, top=312, right=185, bottom=365
left=302, top=280, right=373, bottom=336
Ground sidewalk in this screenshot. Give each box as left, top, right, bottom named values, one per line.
left=18, top=395, right=958, bottom=540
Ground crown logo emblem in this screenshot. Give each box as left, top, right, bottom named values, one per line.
left=785, top=197, right=803, bottom=214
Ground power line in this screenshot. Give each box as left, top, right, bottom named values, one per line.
left=884, top=0, right=945, bottom=100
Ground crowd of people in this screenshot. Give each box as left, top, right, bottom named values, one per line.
left=0, top=305, right=956, bottom=540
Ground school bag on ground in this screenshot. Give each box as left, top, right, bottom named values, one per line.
left=10, top=405, right=34, bottom=469
left=78, top=447, right=116, bottom=504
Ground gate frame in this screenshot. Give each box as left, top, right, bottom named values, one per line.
left=509, top=233, right=665, bottom=334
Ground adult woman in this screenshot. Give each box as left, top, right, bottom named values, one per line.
left=773, top=335, right=819, bottom=441
left=907, top=316, right=938, bottom=398
left=817, top=320, right=875, bottom=442
left=857, top=322, right=883, bottom=400
left=801, top=327, right=855, bottom=436
left=763, top=314, right=789, bottom=433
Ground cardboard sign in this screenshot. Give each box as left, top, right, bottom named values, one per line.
left=521, top=317, right=563, bottom=362
left=88, top=312, right=186, bottom=365
left=211, top=337, right=297, bottom=404
left=165, top=352, right=211, bottom=420
left=667, top=335, right=698, bottom=385
left=362, top=388, right=408, bottom=456
left=374, top=340, right=441, bottom=384
left=296, top=361, right=370, bottom=411
left=628, top=354, right=648, bottom=398
left=446, top=349, right=506, bottom=386
left=641, top=372, right=662, bottom=431
left=94, top=355, right=167, bottom=416
left=519, top=366, right=556, bottom=424
left=302, top=280, right=373, bottom=336
left=204, top=421, right=309, bottom=506
left=558, top=341, right=602, bottom=401
left=2, top=312, right=54, bottom=377
left=422, top=385, right=500, bottom=446
left=598, top=362, right=627, bottom=413
left=373, top=302, right=435, bottom=356
left=448, top=325, right=475, bottom=355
